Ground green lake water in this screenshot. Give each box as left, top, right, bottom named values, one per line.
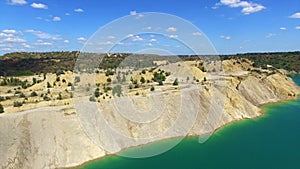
left=80, top=75, right=300, bottom=169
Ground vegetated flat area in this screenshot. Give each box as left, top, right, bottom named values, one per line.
left=0, top=51, right=299, bottom=76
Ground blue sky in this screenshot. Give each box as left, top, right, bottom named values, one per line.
left=0, top=0, right=300, bottom=55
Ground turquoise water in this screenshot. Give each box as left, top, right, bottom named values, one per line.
left=80, top=75, right=300, bottom=169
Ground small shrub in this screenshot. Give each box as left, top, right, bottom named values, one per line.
left=75, top=76, right=80, bottom=83
left=112, top=85, right=122, bottom=97
left=173, top=78, right=179, bottom=86
left=19, top=92, right=26, bottom=98
left=0, top=104, right=4, bottom=113
left=158, top=81, right=163, bottom=86
left=150, top=86, right=155, bottom=91
left=57, top=93, right=63, bottom=100
left=89, top=96, right=96, bottom=102
left=30, top=91, right=38, bottom=97
left=13, top=101, right=23, bottom=107
left=94, top=88, right=100, bottom=97
left=140, top=77, right=146, bottom=84
left=47, top=82, right=51, bottom=88
left=43, top=95, right=51, bottom=101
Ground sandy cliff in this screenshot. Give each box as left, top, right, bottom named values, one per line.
left=0, top=60, right=300, bottom=169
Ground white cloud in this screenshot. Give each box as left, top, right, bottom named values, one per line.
left=98, top=41, right=113, bottom=45
left=65, top=13, right=70, bottom=16
left=2, top=29, right=17, bottom=34
left=280, top=27, right=287, bottom=31
left=106, top=36, right=115, bottom=39
left=0, top=33, right=13, bottom=37
left=192, top=32, right=202, bottom=36
left=220, top=35, right=231, bottom=40
left=25, top=29, right=54, bottom=39
left=0, top=48, right=12, bottom=51
left=295, top=26, right=300, bottom=30
left=126, top=34, right=134, bottom=38
left=51, top=37, right=61, bottom=41
left=4, top=37, right=26, bottom=43
left=167, top=35, right=178, bottom=39
left=8, top=0, right=27, bottom=5
left=31, top=3, right=48, bottom=9
left=146, top=43, right=153, bottom=47
left=144, top=26, right=152, bottom=30
left=125, top=34, right=143, bottom=41
left=116, top=42, right=124, bottom=45
left=77, top=37, right=86, bottom=41
left=52, top=16, right=61, bottom=22
left=166, top=27, right=177, bottom=32
left=34, top=42, right=52, bottom=46
left=130, top=10, right=137, bottom=15
left=63, top=40, right=69, bottom=43
left=218, top=0, right=265, bottom=15
left=150, top=38, right=157, bottom=42
left=74, top=8, right=84, bottom=12
left=266, top=33, right=275, bottom=38
left=21, top=43, right=31, bottom=48
left=289, top=12, right=300, bottom=19
left=131, top=35, right=143, bottom=41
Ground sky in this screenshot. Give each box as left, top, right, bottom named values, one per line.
left=0, top=0, right=300, bottom=55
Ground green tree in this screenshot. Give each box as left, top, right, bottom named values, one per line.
left=0, top=104, right=4, bottom=113
left=32, top=77, right=37, bottom=84
left=94, top=88, right=100, bottom=97
left=47, top=82, right=51, bottom=88
left=140, top=77, right=146, bottom=84
left=186, top=76, right=190, bottom=82
left=122, top=74, right=126, bottom=83
left=153, top=72, right=166, bottom=82
left=173, top=78, right=179, bottom=86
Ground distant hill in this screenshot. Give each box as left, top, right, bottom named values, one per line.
left=221, top=52, right=300, bottom=72
left=0, top=51, right=299, bottom=76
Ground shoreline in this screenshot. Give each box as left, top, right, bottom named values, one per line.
left=70, top=95, right=300, bottom=169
